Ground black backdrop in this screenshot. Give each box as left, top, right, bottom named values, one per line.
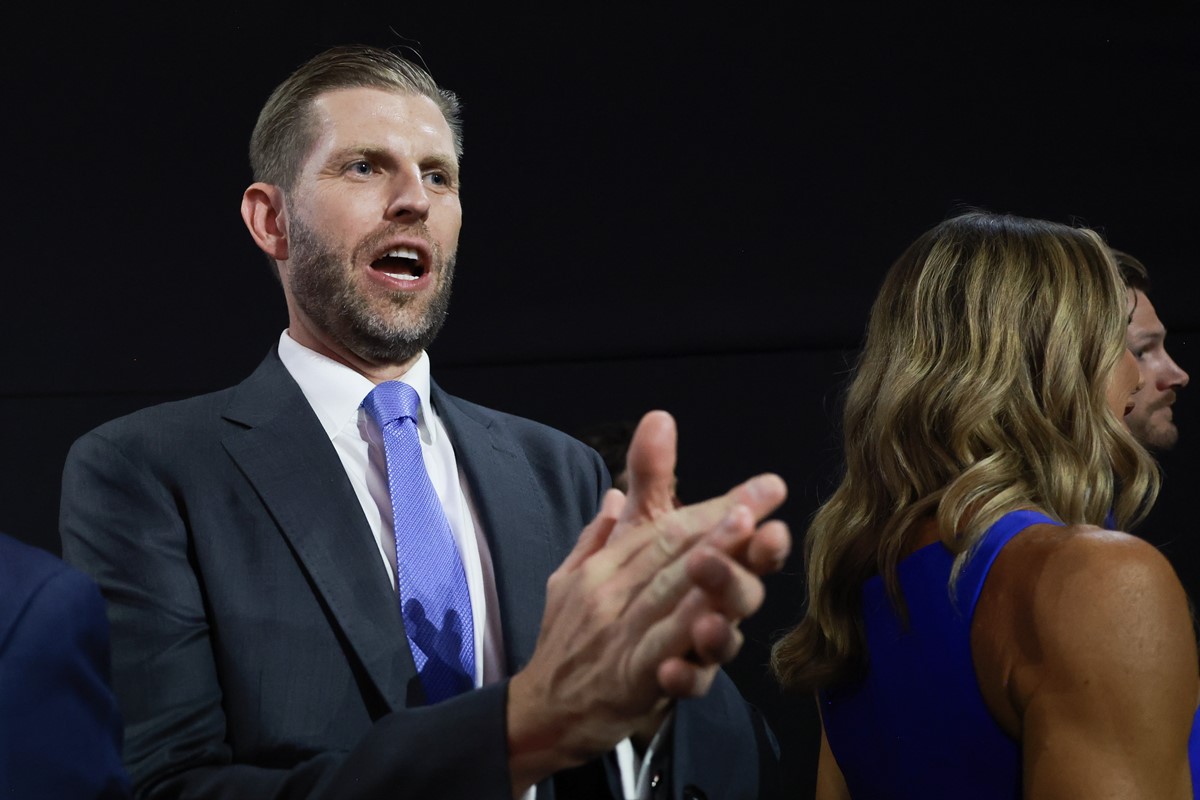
left=4, top=5, right=1198, bottom=794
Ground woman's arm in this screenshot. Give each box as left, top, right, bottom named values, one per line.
left=815, top=699, right=852, bottom=800
left=976, top=526, right=1198, bottom=799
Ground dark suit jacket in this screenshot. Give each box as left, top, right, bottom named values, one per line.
left=60, top=349, right=778, bottom=800
left=0, top=532, right=130, bottom=798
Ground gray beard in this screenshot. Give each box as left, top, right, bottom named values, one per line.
left=286, top=216, right=454, bottom=365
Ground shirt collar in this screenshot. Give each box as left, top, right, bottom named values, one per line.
left=276, top=330, right=438, bottom=444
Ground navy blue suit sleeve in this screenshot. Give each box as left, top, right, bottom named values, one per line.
left=0, top=562, right=130, bottom=798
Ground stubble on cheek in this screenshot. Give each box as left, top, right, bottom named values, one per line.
left=285, top=213, right=455, bottom=363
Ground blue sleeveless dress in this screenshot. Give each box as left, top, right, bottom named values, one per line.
left=818, top=509, right=1200, bottom=798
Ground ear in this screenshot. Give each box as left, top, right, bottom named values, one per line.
left=241, top=182, right=289, bottom=262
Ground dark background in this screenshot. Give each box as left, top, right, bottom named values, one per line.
left=4, top=5, right=1198, bottom=794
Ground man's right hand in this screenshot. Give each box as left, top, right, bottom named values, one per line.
left=506, top=410, right=789, bottom=795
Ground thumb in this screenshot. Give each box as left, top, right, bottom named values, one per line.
left=621, top=410, right=679, bottom=523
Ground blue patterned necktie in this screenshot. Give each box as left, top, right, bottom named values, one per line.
left=362, top=381, right=475, bottom=703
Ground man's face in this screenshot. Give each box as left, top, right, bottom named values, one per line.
left=1125, top=288, right=1190, bottom=450
left=279, top=87, right=462, bottom=367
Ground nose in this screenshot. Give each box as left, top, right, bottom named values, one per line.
left=1167, top=355, right=1190, bottom=389
left=384, top=166, right=431, bottom=222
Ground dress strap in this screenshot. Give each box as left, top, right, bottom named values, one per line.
left=954, top=510, right=1061, bottom=614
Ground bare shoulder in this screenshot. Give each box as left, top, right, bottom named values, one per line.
left=989, top=522, right=1193, bottom=660
left=974, top=521, right=1198, bottom=725
left=1013, top=524, right=1189, bottom=628
left=976, top=522, right=1199, bottom=797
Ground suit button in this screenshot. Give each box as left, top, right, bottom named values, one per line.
left=649, top=770, right=662, bottom=790
left=681, top=785, right=707, bottom=800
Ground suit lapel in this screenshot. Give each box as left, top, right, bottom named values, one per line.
left=431, top=384, right=557, bottom=674
left=219, top=351, right=416, bottom=713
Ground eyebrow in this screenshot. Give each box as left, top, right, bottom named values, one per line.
left=1130, top=329, right=1166, bottom=344
left=421, top=153, right=461, bottom=181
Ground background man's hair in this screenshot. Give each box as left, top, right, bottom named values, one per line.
left=1111, top=248, right=1151, bottom=294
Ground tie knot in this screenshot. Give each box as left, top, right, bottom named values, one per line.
left=362, top=381, right=422, bottom=427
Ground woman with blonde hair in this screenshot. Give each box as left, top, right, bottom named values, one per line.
left=771, top=211, right=1200, bottom=798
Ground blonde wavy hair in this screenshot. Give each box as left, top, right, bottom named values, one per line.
left=770, top=211, right=1160, bottom=692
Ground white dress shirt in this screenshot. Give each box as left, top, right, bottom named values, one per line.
left=277, top=331, right=663, bottom=799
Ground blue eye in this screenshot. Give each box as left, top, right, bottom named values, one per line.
left=349, top=161, right=372, bottom=175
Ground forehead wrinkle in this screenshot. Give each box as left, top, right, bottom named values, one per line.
left=311, top=89, right=454, bottom=140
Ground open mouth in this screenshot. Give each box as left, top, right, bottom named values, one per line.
left=371, top=246, right=426, bottom=281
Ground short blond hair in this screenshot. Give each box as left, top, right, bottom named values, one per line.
left=249, top=44, right=463, bottom=192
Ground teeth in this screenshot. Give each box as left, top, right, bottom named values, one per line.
left=382, top=272, right=419, bottom=281
left=385, top=247, right=419, bottom=260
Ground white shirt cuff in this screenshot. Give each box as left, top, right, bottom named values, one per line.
left=613, top=710, right=676, bottom=799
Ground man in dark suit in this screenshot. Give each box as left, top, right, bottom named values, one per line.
left=60, top=44, right=789, bottom=799
left=0, top=532, right=129, bottom=798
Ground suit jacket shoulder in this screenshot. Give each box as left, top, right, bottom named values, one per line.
left=0, top=533, right=130, bottom=798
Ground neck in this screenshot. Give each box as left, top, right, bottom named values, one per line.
left=900, top=516, right=943, bottom=558
left=285, top=323, right=421, bottom=384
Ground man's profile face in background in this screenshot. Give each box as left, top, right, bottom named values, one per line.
left=1125, top=287, right=1190, bottom=450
